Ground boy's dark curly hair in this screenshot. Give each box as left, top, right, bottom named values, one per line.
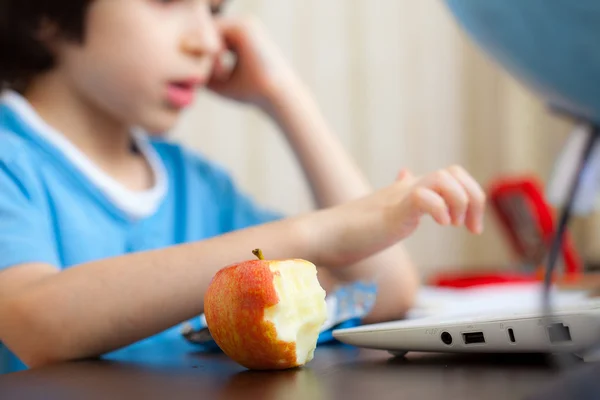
left=0, top=0, right=92, bottom=91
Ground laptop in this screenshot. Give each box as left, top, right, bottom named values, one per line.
left=331, top=283, right=600, bottom=358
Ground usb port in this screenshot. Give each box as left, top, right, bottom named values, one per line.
left=462, top=331, right=485, bottom=344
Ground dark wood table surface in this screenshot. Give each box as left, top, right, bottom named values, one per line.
left=2, top=341, right=598, bottom=400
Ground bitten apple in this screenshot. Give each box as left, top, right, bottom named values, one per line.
left=204, top=249, right=328, bottom=370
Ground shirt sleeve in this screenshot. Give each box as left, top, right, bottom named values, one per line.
left=0, top=156, right=59, bottom=271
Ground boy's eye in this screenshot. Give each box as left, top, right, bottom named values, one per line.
left=151, top=0, right=226, bottom=14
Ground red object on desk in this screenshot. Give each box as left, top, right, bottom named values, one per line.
left=428, top=271, right=538, bottom=288
left=487, top=175, right=582, bottom=277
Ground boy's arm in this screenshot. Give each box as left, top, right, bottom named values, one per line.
left=265, top=79, right=373, bottom=208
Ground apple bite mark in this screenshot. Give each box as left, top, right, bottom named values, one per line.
left=204, top=249, right=328, bottom=370
left=263, top=258, right=328, bottom=367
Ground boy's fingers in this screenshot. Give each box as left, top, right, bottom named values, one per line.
left=423, top=170, right=469, bottom=226
left=212, top=18, right=251, bottom=57
left=447, top=165, right=486, bottom=234
left=396, top=168, right=413, bottom=182
left=214, top=16, right=264, bottom=52
left=411, top=188, right=451, bottom=226
left=211, top=52, right=233, bottom=82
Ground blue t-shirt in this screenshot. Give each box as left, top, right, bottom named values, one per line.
left=0, top=97, right=286, bottom=373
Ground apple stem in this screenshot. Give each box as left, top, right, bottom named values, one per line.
left=252, top=249, right=264, bottom=260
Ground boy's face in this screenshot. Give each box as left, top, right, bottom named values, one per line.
left=51, top=0, right=224, bottom=134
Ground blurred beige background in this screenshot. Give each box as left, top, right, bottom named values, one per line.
left=171, top=0, right=585, bottom=275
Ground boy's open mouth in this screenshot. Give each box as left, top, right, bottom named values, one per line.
left=166, top=79, right=202, bottom=108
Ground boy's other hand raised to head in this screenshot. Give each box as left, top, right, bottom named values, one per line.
left=207, top=17, right=299, bottom=109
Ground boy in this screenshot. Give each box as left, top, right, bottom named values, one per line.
left=0, top=0, right=486, bottom=372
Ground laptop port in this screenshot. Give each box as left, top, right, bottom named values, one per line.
left=441, top=331, right=453, bottom=345
left=462, top=331, right=485, bottom=344
left=508, top=328, right=516, bottom=343
left=548, top=323, right=572, bottom=343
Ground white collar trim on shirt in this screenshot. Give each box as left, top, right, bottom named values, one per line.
left=1, top=90, right=168, bottom=221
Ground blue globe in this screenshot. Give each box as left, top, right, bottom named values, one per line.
left=445, top=0, right=600, bottom=124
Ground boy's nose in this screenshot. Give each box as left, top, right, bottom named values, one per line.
left=181, top=7, right=221, bottom=59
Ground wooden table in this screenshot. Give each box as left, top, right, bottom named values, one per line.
left=1, top=342, right=595, bottom=400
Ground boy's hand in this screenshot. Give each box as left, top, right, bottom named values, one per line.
left=322, top=165, right=486, bottom=266
left=389, top=165, right=486, bottom=237
left=207, top=17, right=298, bottom=108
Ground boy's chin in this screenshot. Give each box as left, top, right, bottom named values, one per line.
left=137, top=110, right=181, bottom=136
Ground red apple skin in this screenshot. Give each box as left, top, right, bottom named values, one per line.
left=204, top=259, right=301, bottom=370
